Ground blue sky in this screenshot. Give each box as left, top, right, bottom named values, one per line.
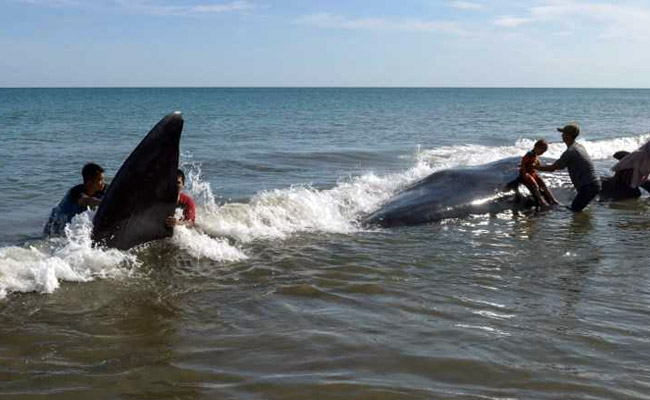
left=2, top=0, right=650, bottom=87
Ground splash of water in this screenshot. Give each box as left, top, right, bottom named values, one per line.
left=0, top=212, right=138, bottom=300
left=171, top=226, right=247, bottom=262
left=3, top=133, right=648, bottom=299
left=185, top=133, right=650, bottom=244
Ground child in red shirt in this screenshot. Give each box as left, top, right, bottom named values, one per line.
left=507, top=140, right=558, bottom=208
left=166, top=169, right=196, bottom=227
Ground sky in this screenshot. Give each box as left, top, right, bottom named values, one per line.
left=2, top=0, right=650, bottom=87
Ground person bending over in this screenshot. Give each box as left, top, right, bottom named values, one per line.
left=166, top=169, right=196, bottom=228
left=535, top=123, right=601, bottom=212
left=44, top=163, right=106, bottom=235
left=601, top=150, right=650, bottom=200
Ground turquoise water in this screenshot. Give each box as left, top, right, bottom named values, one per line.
left=1, top=88, right=650, bottom=399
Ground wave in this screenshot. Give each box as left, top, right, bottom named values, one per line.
left=415, top=132, right=650, bottom=169
left=0, top=212, right=137, bottom=300
left=0, top=203, right=247, bottom=300
left=185, top=160, right=432, bottom=243
left=171, top=225, right=247, bottom=262
left=2, top=132, right=648, bottom=299
left=189, top=132, right=650, bottom=243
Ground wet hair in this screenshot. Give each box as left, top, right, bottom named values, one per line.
left=82, top=163, right=104, bottom=183
left=177, top=169, right=186, bottom=185
left=534, top=139, right=548, bottom=152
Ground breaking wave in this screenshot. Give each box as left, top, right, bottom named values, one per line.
left=2, top=132, right=647, bottom=299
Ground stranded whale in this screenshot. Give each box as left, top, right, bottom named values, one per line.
left=92, top=112, right=183, bottom=250
left=363, top=151, right=650, bottom=228
left=362, top=157, right=533, bottom=227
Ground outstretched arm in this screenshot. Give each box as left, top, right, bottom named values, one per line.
left=535, top=163, right=558, bottom=172
left=535, top=157, right=566, bottom=172
left=536, top=149, right=569, bottom=173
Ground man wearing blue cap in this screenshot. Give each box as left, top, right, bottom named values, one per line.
left=535, top=123, right=601, bottom=212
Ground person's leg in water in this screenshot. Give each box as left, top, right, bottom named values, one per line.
left=570, top=181, right=601, bottom=212
left=522, top=173, right=549, bottom=209
left=534, top=175, right=559, bottom=205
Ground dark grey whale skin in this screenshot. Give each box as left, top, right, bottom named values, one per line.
left=362, top=157, right=533, bottom=227
left=92, top=112, right=183, bottom=250
left=363, top=151, right=650, bottom=228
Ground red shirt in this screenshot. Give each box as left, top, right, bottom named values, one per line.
left=520, top=150, right=538, bottom=176
left=178, top=193, right=196, bottom=222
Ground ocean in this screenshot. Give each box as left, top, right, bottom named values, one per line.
left=1, top=88, right=650, bottom=399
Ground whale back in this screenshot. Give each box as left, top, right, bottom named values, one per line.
left=363, top=157, right=524, bottom=227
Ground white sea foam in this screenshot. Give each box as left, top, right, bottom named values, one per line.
left=0, top=212, right=138, bottom=300
left=3, top=133, right=647, bottom=299
left=191, top=163, right=432, bottom=243
left=414, top=139, right=534, bottom=170
left=187, top=133, right=650, bottom=244
left=416, top=133, right=650, bottom=169
left=574, top=133, right=650, bottom=161
left=171, top=225, right=247, bottom=262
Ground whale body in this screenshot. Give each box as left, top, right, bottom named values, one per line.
left=92, top=112, right=183, bottom=250
left=362, top=157, right=532, bottom=227
left=363, top=151, right=650, bottom=228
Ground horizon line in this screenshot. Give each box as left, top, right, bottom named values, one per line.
left=2, top=86, right=650, bottom=90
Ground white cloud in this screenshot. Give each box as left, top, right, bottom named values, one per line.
left=17, top=0, right=79, bottom=5
left=16, top=0, right=256, bottom=14
left=296, top=13, right=463, bottom=34
left=184, top=1, right=255, bottom=14
left=117, top=0, right=255, bottom=15
left=450, top=1, right=485, bottom=11
left=493, top=1, right=650, bottom=38
left=492, top=15, right=531, bottom=27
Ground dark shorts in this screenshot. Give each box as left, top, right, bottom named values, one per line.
left=571, top=181, right=601, bottom=212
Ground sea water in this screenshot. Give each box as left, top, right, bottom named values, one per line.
left=1, top=88, right=650, bottom=399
